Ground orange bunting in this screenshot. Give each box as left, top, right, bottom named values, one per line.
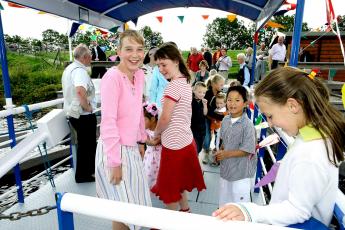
left=156, top=16, right=163, bottom=23
left=202, top=15, right=209, bottom=20
left=265, top=20, right=285, bottom=29
left=8, top=3, right=25, bottom=8
left=227, top=14, right=237, bottom=22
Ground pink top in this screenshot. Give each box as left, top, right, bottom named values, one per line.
left=100, top=67, right=147, bottom=167
left=161, top=78, right=193, bottom=149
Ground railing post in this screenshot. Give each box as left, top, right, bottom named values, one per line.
left=251, top=31, right=258, bottom=85
left=289, top=0, right=305, bottom=67
left=276, top=140, right=287, bottom=161
left=56, top=193, right=74, bottom=230
left=254, top=128, right=267, bottom=193
left=0, top=11, right=24, bottom=203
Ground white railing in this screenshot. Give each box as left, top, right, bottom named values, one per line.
left=58, top=193, right=289, bottom=230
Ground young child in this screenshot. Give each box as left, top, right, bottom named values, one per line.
left=143, top=102, right=162, bottom=189
left=194, top=60, right=210, bottom=83
left=191, top=81, right=208, bottom=154
left=211, top=92, right=227, bottom=132
left=213, top=67, right=345, bottom=228
left=214, top=86, right=256, bottom=205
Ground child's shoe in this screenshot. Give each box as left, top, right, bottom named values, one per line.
left=202, top=150, right=209, bottom=164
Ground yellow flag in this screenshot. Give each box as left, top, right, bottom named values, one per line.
left=79, top=25, right=85, bottom=31
left=266, top=20, right=285, bottom=29
left=124, top=23, right=129, bottom=30
left=38, top=11, right=46, bottom=14
left=342, top=83, right=345, bottom=109
left=227, top=14, right=237, bottom=22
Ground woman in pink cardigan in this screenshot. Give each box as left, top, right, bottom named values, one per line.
left=95, top=30, right=151, bottom=230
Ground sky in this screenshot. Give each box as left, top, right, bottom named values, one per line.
left=1, top=0, right=344, bottom=50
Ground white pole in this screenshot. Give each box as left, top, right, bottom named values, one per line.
left=61, top=193, right=289, bottom=230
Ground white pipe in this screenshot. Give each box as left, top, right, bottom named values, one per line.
left=0, top=155, right=72, bottom=200
left=256, top=178, right=267, bottom=205
left=0, top=131, right=47, bottom=178
left=0, top=98, right=64, bottom=118
left=0, top=132, right=30, bottom=147
left=60, top=193, right=288, bottom=230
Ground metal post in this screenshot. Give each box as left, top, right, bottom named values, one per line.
left=0, top=11, right=24, bottom=203
left=254, top=127, right=267, bottom=193
left=251, top=32, right=258, bottom=85
left=289, top=0, right=305, bottom=67
left=56, top=193, right=74, bottom=230
left=276, top=140, right=287, bottom=161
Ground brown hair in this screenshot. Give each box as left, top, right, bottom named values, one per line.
left=206, top=73, right=225, bottom=88
left=215, top=92, right=226, bottom=102
left=199, top=60, right=209, bottom=69
left=118, top=30, right=144, bottom=50
left=154, top=43, right=191, bottom=82
left=255, top=66, right=345, bottom=165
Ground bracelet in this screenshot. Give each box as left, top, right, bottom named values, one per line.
left=137, top=142, right=145, bottom=145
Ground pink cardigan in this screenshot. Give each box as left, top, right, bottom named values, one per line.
left=100, top=67, right=146, bottom=167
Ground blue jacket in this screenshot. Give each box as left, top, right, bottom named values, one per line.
left=149, top=66, right=168, bottom=109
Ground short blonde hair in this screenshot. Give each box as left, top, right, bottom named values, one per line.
left=118, top=30, right=144, bottom=49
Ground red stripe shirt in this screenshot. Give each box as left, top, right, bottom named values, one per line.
left=161, top=78, right=193, bottom=149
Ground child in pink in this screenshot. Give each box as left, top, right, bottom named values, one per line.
left=143, top=102, right=162, bottom=188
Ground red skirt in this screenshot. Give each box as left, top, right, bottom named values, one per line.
left=151, top=141, right=206, bottom=204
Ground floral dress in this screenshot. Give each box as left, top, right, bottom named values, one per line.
left=143, top=129, right=162, bottom=188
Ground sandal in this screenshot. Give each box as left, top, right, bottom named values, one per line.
left=179, top=207, right=191, bottom=213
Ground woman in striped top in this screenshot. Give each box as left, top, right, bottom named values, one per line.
left=151, top=44, right=206, bottom=212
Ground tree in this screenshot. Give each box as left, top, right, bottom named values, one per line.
left=333, top=15, right=345, bottom=31
left=273, top=15, right=310, bottom=32
left=140, top=26, right=164, bottom=49
left=203, top=18, right=253, bottom=50
left=42, top=29, right=61, bottom=45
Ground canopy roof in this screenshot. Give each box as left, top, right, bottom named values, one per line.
left=6, top=0, right=284, bottom=30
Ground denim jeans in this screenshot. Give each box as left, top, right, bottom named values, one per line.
left=203, top=119, right=211, bottom=151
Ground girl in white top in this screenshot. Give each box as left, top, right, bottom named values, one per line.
left=213, top=67, right=345, bottom=228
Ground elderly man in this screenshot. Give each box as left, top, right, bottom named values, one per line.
left=270, top=36, right=286, bottom=69
left=236, top=53, right=250, bottom=87
left=62, top=44, right=97, bottom=183
left=255, top=43, right=269, bottom=81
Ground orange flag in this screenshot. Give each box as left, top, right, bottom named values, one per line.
left=202, top=15, right=209, bottom=20
left=265, top=20, right=285, bottom=29
left=227, top=14, right=237, bottom=22
left=8, top=3, right=25, bottom=8
left=156, top=16, right=163, bottom=23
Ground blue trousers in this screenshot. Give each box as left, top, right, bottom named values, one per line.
left=288, top=217, right=329, bottom=230
left=203, top=119, right=211, bottom=151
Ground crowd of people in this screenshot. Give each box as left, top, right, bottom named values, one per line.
left=61, top=30, right=345, bottom=230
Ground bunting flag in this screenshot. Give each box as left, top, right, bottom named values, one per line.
left=255, top=114, right=263, bottom=125
left=38, top=11, right=47, bottom=14
left=265, top=20, right=285, bottom=29
left=97, top=29, right=108, bottom=35
left=254, top=162, right=280, bottom=188
left=131, top=18, right=138, bottom=26
left=0, top=3, right=3, bottom=10
left=79, top=25, right=86, bottom=31
left=109, top=26, right=120, bottom=33
left=69, top=22, right=81, bottom=37
left=8, top=2, right=25, bottom=8
left=273, top=1, right=296, bottom=16
left=227, top=14, right=237, bottom=22
left=202, top=15, right=209, bottom=20
left=326, top=0, right=345, bottom=65
left=177, top=16, right=184, bottom=23
left=90, top=35, right=97, bottom=41
left=257, top=133, right=280, bottom=150
left=341, top=84, right=345, bottom=109
left=156, top=16, right=163, bottom=23
left=124, top=22, right=129, bottom=30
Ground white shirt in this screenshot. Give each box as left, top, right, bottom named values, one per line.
left=241, top=130, right=338, bottom=226
left=270, top=43, right=286, bottom=61
left=142, top=64, right=154, bottom=101
left=217, top=56, right=232, bottom=71
left=62, top=60, right=96, bottom=118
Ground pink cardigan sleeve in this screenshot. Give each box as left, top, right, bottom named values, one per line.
left=100, top=70, right=121, bottom=168
left=139, top=105, right=147, bottom=142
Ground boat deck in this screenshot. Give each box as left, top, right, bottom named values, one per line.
left=0, top=152, right=262, bottom=230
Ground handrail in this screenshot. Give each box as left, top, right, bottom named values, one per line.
left=57, top=193, right=289, bottom=230
left=0, top=98, right=64, bottom=118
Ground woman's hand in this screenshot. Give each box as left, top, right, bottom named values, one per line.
left=110, top=166, right=122, bottom=185
left=212, top=204, right=245, bottom=221
left=138, top=144, right=145, bottom=159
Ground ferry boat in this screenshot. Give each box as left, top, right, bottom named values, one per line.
left=0, top=0, right=345, bottom=229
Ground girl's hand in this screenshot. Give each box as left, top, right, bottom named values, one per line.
left=138, top=144, right=145, bottom=158
left=202, top=98, right=207, bottom=105
left=215, top=150, right=229, bottom=161
left=110, top=166, right=122, bottom=185
left=212, top=204, right=245, bottom=221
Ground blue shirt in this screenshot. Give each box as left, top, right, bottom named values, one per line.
left=149, top=66, right=168, bottom=109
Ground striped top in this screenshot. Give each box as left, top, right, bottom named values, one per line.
left=161, top=78, right=193, bottom=150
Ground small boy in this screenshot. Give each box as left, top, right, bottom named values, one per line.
left=191, top=81, right=208, bottom=154
left=215, top=85, right=256, bottom=206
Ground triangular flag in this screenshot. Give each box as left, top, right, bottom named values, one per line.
left=156, top=16, right=163, bottom=23
left=109, top=26, right=120, bottom=33
left=255, top=162, right=280, bottom=188
left=227, top=14, right=237, bottom=22
left=38, top=11, right=46, bottom=14
left=258, top=133, right=280, bottom=149
left=8, top=3, right=25, bottom=8
left=124, top=22, right=129, bottom=30
left=274, top=2, right=296, bottom=16
left=69, top=22, right=81, bottom=37
left=0, top=3, right=3, bottom=10
left=265, top=20, right=285, bottom=29
left=79, top=25, right=86, bottom=31
left=255, top=114, right=263, bottom=125
left=132, top=18, right=138, bottom=26
left=90, top=35, right=97, bottom=41
left=341, top=83, right=345, bottom=109
left=97, top=29, right=108, bottom=35
left=202, top=15, right=209, bottom=20
left=249, top=101, right=254, bottom=110
left=255, top=121, right=269, bottom=131
left=177, top=16, right=184, bottom=23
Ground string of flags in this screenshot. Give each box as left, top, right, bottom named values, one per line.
left=154, top=14, right=237, bottom=23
